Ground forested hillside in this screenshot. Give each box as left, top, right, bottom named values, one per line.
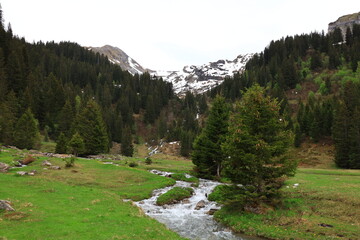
left=209, top=25, right=360, bottom=168
left=0, top=6, right=206, bottom=155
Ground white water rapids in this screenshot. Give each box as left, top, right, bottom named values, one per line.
left=135, top=170, right=253, bottom=240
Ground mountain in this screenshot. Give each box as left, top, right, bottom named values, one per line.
left=328, top=11, right=360, bottom=33
left=152, top=54, right=253, bottom=95
left=88, top=45, right=146, bottom=75
left=89, top=45, right=252, bottom=95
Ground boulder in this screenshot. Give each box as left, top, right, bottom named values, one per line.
left=42, top=160, right=52, bottom=166
left=20, top=155, right=36, bottom=165
left=206, top=208, right=218, bottom=215
left=0, top=162, right=10, bottom=172
left=0, top=200, right=15, bottom=211
left=194, top=200, right=206, bottom=210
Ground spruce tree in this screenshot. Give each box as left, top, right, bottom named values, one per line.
left=67, top=132, right=85, bottom=156
left=333, top=102, right=351, bottom=168
left=13, top=108, right=40, bottom=150
left=191, top=95, right=229, bottom=178
left=55, top=132, right=68, bottom=154
left=121, top=126, right=133, bottom=157
left=73, top=99, right=109, bottom=155
left=222, top=85, right=295, bottom=196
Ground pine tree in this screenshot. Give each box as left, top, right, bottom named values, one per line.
left=121, top=126, right=133, bottom=157
left=13, top=108, right=40, bottom=150
left=222, top=85, right=295, bottom=195
left=73, top=99, right=109, bottom=155
left=55, top=132, right=68, bottom=154
left=191, top=95, right=230, bottom=178
left=67, top=132, right=85, bottom=156
left=333, top=102, right=351, bottom=168
left=294, top=123, right=302, bottom=147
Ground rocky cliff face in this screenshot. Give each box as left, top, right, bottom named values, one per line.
left=328, top=12, right=360, bottom=34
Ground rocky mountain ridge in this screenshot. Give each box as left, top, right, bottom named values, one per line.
left=89, top=45, right=252, bottom=95
left=328, top=11, right=360, bottom=34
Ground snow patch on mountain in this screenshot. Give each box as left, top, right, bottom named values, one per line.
left=153, top=54, right=253, bottom=95
left=87, top=45, right=253, bottom=95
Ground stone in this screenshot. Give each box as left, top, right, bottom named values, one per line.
left=16, top=171, right=28, bottom=176
left=49, top=166, right=61, bottom=170
left=182, top=199, right=190, bottom=204
left=319, top=223, right=333, bottom=228
left=0, top=162, right=10, bottom=173
left=28, top=170, right=37, bottom=176
left=206, top=209, right=218, bottom=215
left=194, top=200, right=206, bottom=210
left=42, top=160, right=52, bottom=166
left=20, top=155, right=36, bottom=165
left=0, top=200, right=15, bottom=211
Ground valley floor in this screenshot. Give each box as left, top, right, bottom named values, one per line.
left=1, top=144, right=360, bottom=240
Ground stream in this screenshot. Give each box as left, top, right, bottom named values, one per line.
left=135, top=170, right=256, bottom=240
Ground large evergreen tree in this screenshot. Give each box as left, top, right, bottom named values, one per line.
left=73, top=99, right=109, bottom=155
left=13, top=108, right=40, bottom=149
left=191, top=95, right=229, bottom=178
left=222, top=85, right=296, bottom=197
left=121, top=126, right=133, bottom=157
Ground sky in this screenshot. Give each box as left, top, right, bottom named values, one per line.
left=1, top=0, right=359, bottom=70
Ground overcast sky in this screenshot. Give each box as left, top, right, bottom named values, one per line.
left=1, top=0, right=359, bottom=70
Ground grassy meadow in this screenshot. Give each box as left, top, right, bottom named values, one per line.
left=213, top=143, right=360, bottom=240
left=0, top=147, right=192, bottom=240
left=1, top=143, right=360, bottom=240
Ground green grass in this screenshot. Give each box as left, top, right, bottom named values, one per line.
left=170, top=173, right=199, bottom=186
left=0, top=147, right=187, bottom=240
left=156, top=187, right=194, bottom=206
left=213, top=167, right=360, bottom=240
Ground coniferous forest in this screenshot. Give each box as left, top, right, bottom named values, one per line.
left=1, top=2, right=360, bottom=239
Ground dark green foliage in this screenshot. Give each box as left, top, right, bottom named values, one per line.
left=191, top=95, right=229, bottom=178
left=67, top=132, right=85, bottom=156
left=145, top=157, right=152, bottom=165
left=73, top=99, right=108, bottom=155
left=13, top=108, right=40, bottom=150
left=310, top=51, right=322, bottom=71
left=222, top=85, right=296, bottom=197
left=0, top=6, right=176, bottom=151
left=333, top=81, right=360, bottom=169
left=170, top=173, right=199, bottom=185
left=128, top=161, right=138, bottom=167
left=294, top=123, right=302, bottom=147
left=63, top=156, right=76, bottom=168
left=156, top=187, right=194, bottom=206
left=180, top=130, right=194, bottom=157
left=121, top=126, right=133, bottom=157
left=55, top=132, right=67, bottom=154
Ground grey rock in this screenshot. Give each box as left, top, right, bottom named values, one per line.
left=0, top=200, right=15, bottom=211
left=42, top=160, right=52, bottom=166
left=206, top=209, right=218, bottom=215
left=49, top=166, right=61, bottom=170
left=16, top=171, right=28, bottom=176
left=0, top=162, right=10, bottom=172
left=195, top=200, right=206, bottom=210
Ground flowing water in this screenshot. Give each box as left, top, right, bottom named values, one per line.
left=135, top=170, right=254, bottom=240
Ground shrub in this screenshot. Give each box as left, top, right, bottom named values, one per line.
left=128, top=161, right=138, bottom=167
left=145, top=157, right=152, bottom=165
left=63, top=156, right=76, bottom=168
left=170, top=173, right=199, bottom=186
left=156, top=187, right=194, bottom=206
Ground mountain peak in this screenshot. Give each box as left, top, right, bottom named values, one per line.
left=88, top=45, right=146, bottom=75
left=89, top=44, right=252, bottom=95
